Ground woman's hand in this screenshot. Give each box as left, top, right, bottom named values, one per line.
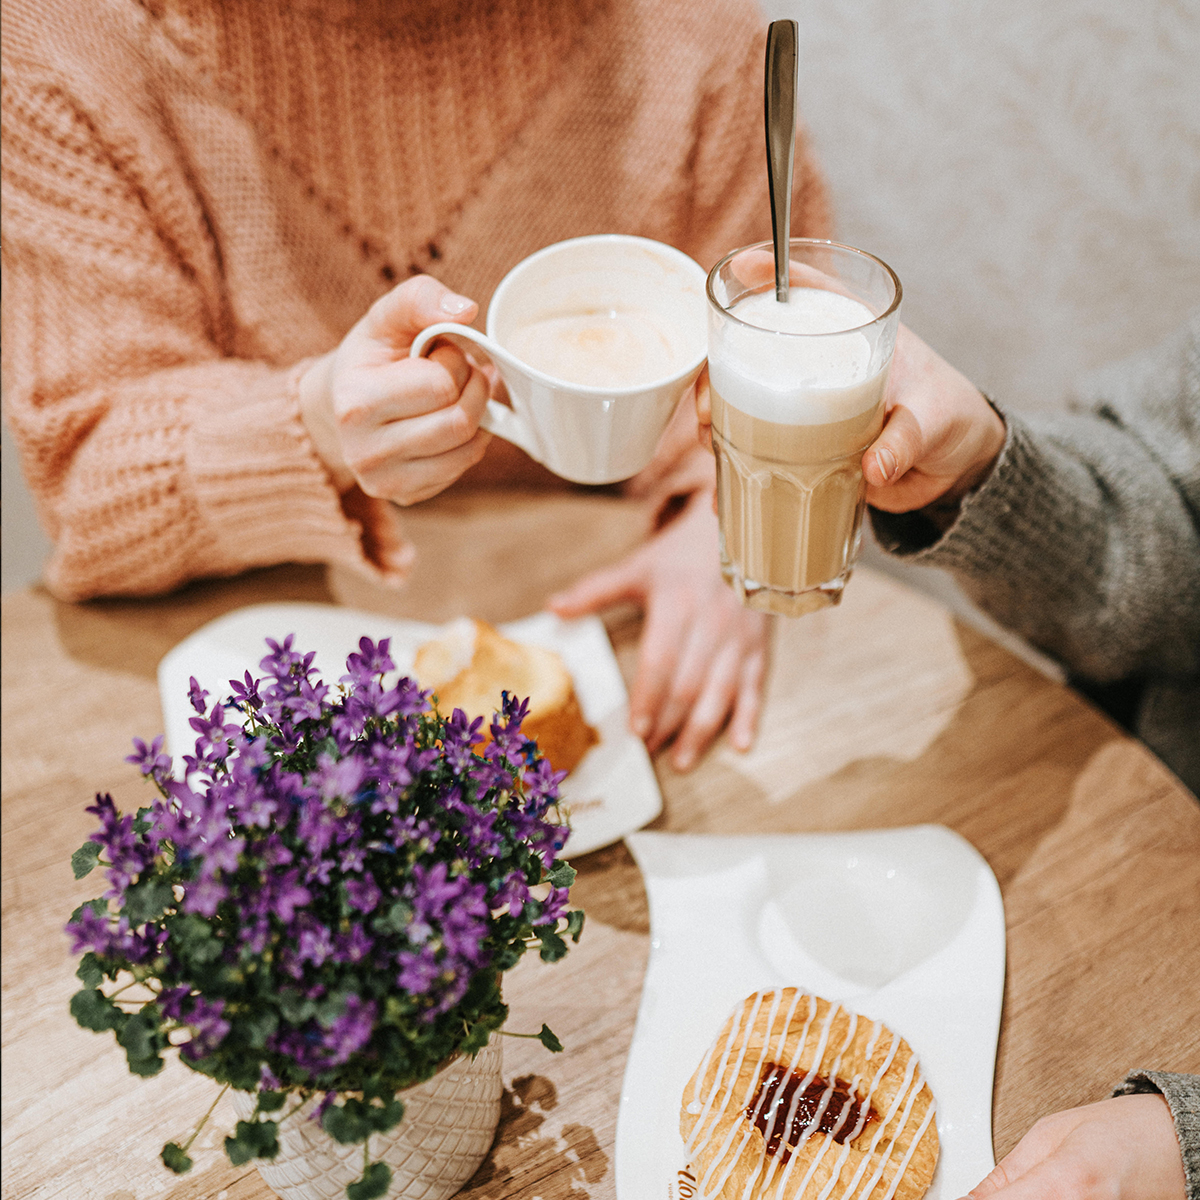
left=960, top=1094, right=1186, bottom=1200
left=862, top=324, right=1006, bottom=513
left=547, top=489, right=770, bottom=771
left=300, top=275, right=493, bottom=505
left=694, top=324, right=1007, bottom=515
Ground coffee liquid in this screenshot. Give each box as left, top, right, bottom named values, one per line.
left=709, top=288, right=887, bottom=614
left=712, top=382, right=885, bottom=603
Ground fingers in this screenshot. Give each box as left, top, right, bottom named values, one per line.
left=695, top=365, right=713, bottom=450
left=428, top=342, right=472, bottom=396
left=863, top=403, right=924, bottom=490
left=334, top=353, right=475, bottom=425
left=663, top=638, right=742, bottom=770
left=963, top=1158, right=1095, bottom=1200
left=626, top=584, right=691, bottom=744
left=362, top=274, right=477, bottom=348
left=727, top=634, right=768, bottom=751
left=373, top=431, right=492, bottom=507
left=546, top=554, right=647, bottom=618
left=348, top=366, right=489, bottom=465
left=655, top=606, right=769, bottom=769
left=347, top=366, right=493, bottom=504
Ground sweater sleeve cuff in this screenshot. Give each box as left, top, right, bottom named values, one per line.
left=1113, top=1071, right=1200, bottom=1200
left=869, top=411, right=1099, bottom=603
left=187, top=360, right=413, bottom=586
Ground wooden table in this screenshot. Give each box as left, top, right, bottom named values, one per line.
left=4, top=485, right=1199, bottom=1200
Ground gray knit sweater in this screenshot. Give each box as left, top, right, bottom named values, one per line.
left=872, top=315, right=1200, bottom=795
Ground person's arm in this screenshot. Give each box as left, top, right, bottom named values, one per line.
left=865, top=319, right=1200, bottom=685
left=1, top=68, right=486, bottom=601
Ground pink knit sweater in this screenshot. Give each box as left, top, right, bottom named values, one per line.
left=1, top=0, right=830, bottom=601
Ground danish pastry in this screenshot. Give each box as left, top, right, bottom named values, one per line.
left=680, top=989, right=938, bottom=1200
left=414, top=618, right=597, bottom=774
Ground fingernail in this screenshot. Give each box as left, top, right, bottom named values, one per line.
left=875, top=447, right=897, bottom=481
left=440, top=293, right=473, bottom=316
left=631, top=715, right=651, bottom=738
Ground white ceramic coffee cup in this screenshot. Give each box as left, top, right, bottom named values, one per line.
left=409, top=234, right=707, bottom=485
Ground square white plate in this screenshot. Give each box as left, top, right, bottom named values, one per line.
left=618, top=827, right=1005, bottom=1199
left=157, top=602, right=662, bottom=857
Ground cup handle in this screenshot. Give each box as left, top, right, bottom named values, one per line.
left=408, top=323, right=543, bottom=462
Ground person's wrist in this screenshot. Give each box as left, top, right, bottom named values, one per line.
left=298, top=352, right=356, bottom=494
left=943, top=392, right=1007, bottom=505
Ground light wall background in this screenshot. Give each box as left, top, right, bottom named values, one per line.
left=762, top=0, right=1200, bottom=409
left=4, top=0, right=1199, bottom=597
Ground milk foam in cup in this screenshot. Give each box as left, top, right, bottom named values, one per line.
left=707, top=240, right=901, bottom=616
left=410, top=235, right=708, bottom=485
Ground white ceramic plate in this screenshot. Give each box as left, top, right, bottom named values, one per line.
left=618, top=827, right=1005, bottom=1200
left=157, top=602, right=661, bottom=858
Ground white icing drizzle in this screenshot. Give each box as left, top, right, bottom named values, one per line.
left=842, top=1058, right=923, bottom=1200
left=811, top=1022, right=896, bottom=1200
left=733, top=994, right=822, bottom=1200
left=698, top=990, right=807, bottom=1198
left=702, top=990, right=791, bottom=1193
left=879, top=1103, right=937, bottom=1200
left=698, top=990, right=805, bottom=1198
left=688, top=990, right=772, bottom=1191
left=764, top=1006, right=860, bottom=1200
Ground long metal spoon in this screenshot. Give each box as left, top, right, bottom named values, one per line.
left=765, top=19, right=799, bottom=303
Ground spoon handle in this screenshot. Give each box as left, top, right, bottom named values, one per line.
left=765, top=19, right=798, bottom=303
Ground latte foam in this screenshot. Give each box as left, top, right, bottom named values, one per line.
left=505, top=308, right=684, bottom=388
left=709, top=288, right=881, bottom=425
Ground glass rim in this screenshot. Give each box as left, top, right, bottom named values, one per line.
left=706, top=238, right=903, bottom=336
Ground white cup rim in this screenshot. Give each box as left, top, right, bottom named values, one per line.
left=486, top=234, right=708, bottom=396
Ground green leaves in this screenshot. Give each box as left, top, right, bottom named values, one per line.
left=347, top=1162, right=393, bottom=1200
left=70, top=988, right=125, bottom=1033
left=118, top=1010, right=167, bottom=1076
left=537, top=928, right=568, bottom=962
left=321, top=1098, right=405, bottom=1144
left=160, top=1141, right=193, bottom=1174
left=71, top=840, right=103, bottom=879
left=255, top=1090, right=287, bottom=1114
left=371, top=899, right=413, bottom=936
left=546, top=861, right=577, bottom=888
left=536, top=1023, right=564, bottom=1053
left=64, top=634, right=587, bottom=1194
left=75, top=953, right=104, bottom=989
left=224, top=1118, right=280, bottom=1165
left=169, top=913, right=222, bottom=963
left=123, top=879, right=173, bottom=926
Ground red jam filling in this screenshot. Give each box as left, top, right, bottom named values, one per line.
left=746, top=1063, right=876, bottom=1161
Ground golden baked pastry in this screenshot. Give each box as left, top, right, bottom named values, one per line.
left=413, top=618, right=597, bottom=775
left=680, top=989, right=939, bottom=1200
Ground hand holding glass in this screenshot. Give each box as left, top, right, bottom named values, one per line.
left=706, top=239, right=901, bottom=616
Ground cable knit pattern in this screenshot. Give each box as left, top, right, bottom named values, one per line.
left=1, top=0, right=831, bottom=601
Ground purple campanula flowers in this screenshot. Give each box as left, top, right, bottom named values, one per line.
left=65, top=630, right=582, bottom=1117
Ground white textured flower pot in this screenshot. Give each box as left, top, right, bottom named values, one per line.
left=230, top=1040, right=503, bottom=1200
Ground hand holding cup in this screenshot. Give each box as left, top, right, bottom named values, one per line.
left=299, top=275, right=492, bottom=506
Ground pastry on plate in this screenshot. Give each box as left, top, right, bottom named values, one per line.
left=680, top=988, right=939, bottom=1200
left=413, top=617, right=597, bottom=774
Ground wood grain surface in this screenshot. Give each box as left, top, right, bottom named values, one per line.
left=3, top=487, right=1198, bottom=1200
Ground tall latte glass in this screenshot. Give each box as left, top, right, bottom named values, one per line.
left=707, top=239, right=901, bottom=616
